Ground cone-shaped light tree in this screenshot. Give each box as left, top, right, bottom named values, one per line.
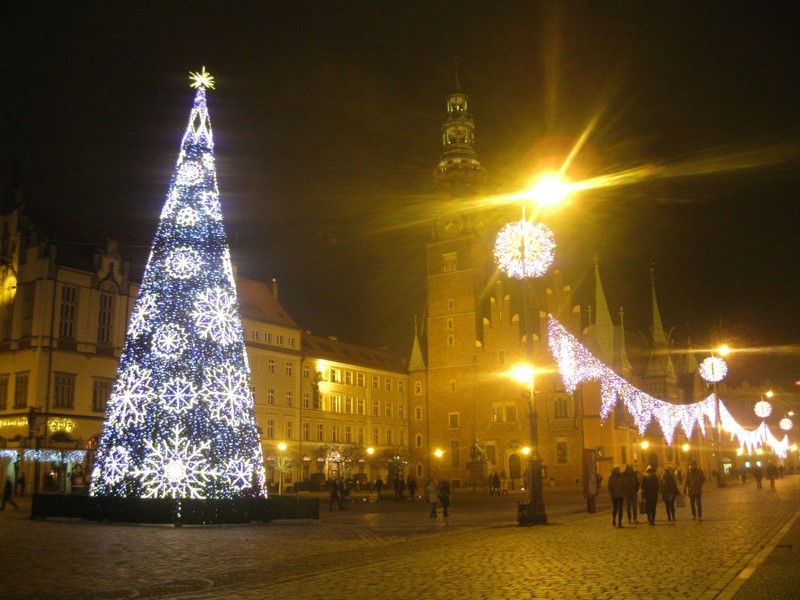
left=90, top=68, right=266, bottom=499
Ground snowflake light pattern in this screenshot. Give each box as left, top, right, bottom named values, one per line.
left=160, top=377, right=199, bottom=414
left=133, top=425, right=215, bottom=498
left=754, top=400, right=773, bottom=419
left=225, top=459, right=254, bottom=491
left=167, top=247, right=202, bottom=279
left=151, top=324, right=187, bottom=359
left=128, top=293, right=157, bottom=338
left=206, top=363, right=251, bottom=426
left=107, top=365, right=154, bottom=427
left=192, top=287, right=240, bottom=345
left=175, top=207, right=199, bottom=227
left=197, top=191, right=222, bottom=220
left=494, top=219, right=555, bottom=279
left=177, top=161, right=204, bottom=186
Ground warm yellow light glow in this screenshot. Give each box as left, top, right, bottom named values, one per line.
left=681, top=443, right=690, bottom=453
left=434, top=448, right=444, bottom=458
left=526, top=172, right=573, bottom=209
left=765, top=390, right=774, bottom=398
left=277, top=442, right=287, bottom=452
left=521, top=446, right=531, bottom=456
left=367, top=447, right=374, bottom=456
left=640, top=441, right=650, bottom=450
left=736, top=448, right=744, bottom=456
left=189, top=66, right=215, bottom=89
left=756, top=448, right=764, bottom=455
left=717, top=344, right=731, bottom=357
left=511, top=364, right=535, bottom=385
left=791, top=444, right=798, bottom=452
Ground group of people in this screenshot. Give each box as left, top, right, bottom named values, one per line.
left=426, top=478, right=451, bottom=517
left=608, top=460, right=706, bottom=527
left=488, top=472, right=509, bottom=495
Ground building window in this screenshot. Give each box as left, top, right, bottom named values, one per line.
left=303, top=392, right=310, bottom=409
left=331, top=395, right=342, bottom=413
left=385, top=402, right=393, bottom=418
left=450, top=380, right=456, bottom=392
left=13, top=373, right=28, bottom=408
left=345, top=370, right=354, bottom=385
left=358, top=427, right=365, bottom=444
left=399, top=430, right=405, bottom=446
left=21, top=284, right=33, bottom=338
left=556, top=441, right=568, bottom=464
left=448, top=413, right=459, bottom=429
left=303, top=364, right=310, bottom=378
left=266, top=419, right=275, bottom=439
left=416, top=464, right=423, bottom=478
left=288, top=337, right=295, bottom=348
left=372, top=375, right=380, bottom=389
left=447, top=335, right=454, bottom=346
left=415, top=434, right=423, bottom=448
left=316, top=424, right=324, bottom=442
left=285, top=390, right=293, bottom=407
left=330, top=368, right=341, bottom=383
left=442, top=252, right=457, bottom=272
left=285, top=421, right=293, bottom=440
left=415, top=406, right=422, bottom=420
left=265, top=331, right=272, bottom=343
left=285, top=361, right=294, bottom=376
left=554, top=397, right=569, bottom=418
left=53, top=373, right=76, bottom=409
left=357, top=372, right=365, bottom=387
left=492, top=404, right=517, bottom=423
left=373, top=427, right=380, bottom=445
left=331, top=425, right=340, bottom=442
left=398, top=403, right=405, bottom=419
left=267, top=387, right=276, bottom=405
left=59, top=285, right=78, bottom=339
left=447, top=318, right=453, bottom=330
left=345, top=425, right=352, bottom=443
left=398, top=380, right=405, bottom=394
left=415, top=381, right=422, bottom=395
left=356, top=398, right=365, bottom=415
left=251, top=330, right=259, bottom=341
left=97, top=286, right=114, bottom=345
left=385, top=378, right=393, bottom=392
left=267, top=359, right=276, bottom=374
left=372, top=399, right=379, bottom=416
left=450, top=440, right=460, bottom=468
left=344, top=396, right=353, bottom=414
left=276, top=334, right=284, bottom=345
left=448, top=299, right=454, bottom=311
left=0, top=375, right=8, bottom=410
left=386, top=429, right=392, bottom=445
left=302, top=422, right=310, bottom=441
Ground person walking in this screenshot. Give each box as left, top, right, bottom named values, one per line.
left=426, top=479, right=439, bottom=518
left=753, top=463, right=763, bottom=489
left=375, top=476, right=384, bottom=501
left=684, top=460, right=706, bottom=521
left=1, top=477, right=18, bottom=511
left=329, top=479, right=340, bottom=511
left=608, top=465, right=625, bottom=528
left=407, top=477, right=418, bottom=501
left=622, top=465, right=640, bottom=524
left=640, top=466, right=660, bottom=526
left=766, top=461, right=778, bottom=491
left=660, top=467, right=680, bottom=521
left=438, top=479, right=451, bottom=517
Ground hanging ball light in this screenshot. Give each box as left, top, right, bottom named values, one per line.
left=699, top=356, right=728, bottom=383
left=780, top=417, right=793, bottom=431
left=754, top=400, right=773, bottom=419
left=494, top=219, right=555, bottom=279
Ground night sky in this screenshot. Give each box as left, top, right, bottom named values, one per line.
left=3, top=3, right=800, bottom=388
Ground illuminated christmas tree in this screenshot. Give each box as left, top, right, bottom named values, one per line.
left=90, top=68, right=266, bottom=500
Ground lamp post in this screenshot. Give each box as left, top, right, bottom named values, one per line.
left=277, top=442, right=287, bottom=495
left=512, top=364, right=547, bottom=525
left=700, top=347, right=729, bottom=487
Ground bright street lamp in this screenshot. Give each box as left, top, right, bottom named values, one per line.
left=511, top=363, right=547, bottom=525
left=526, top=172, right=573, bottom=209
left=699, top=346, right=730, bottom=487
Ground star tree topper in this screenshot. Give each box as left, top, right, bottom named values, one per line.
left=189, top=66, right=215, bottom=89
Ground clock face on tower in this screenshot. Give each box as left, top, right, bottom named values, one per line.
left=435, top=214, right=464, bottom=239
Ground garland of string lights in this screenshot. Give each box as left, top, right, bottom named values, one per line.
left=90, top=68, right=266, bottom=500
left=547, top=315, right=790, bottom=457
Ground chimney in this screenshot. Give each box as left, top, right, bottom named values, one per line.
left=271, top=277, right=278, bottom=300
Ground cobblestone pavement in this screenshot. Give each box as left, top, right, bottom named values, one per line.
left=2, top=476, right=799, bottom=599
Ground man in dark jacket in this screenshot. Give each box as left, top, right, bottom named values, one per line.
left=640, top=466, right=660, bottom=526
left=683, top=460, right=706, bottom=521
left=622, top=465, right=640, bottom=524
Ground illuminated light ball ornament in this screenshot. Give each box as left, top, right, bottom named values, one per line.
left=754, top=400, right=773, bottom=419
left=780, top=417, right=793, bottom=431
left=699, top=356, right=728, bottom=383
left=90, top=67, right=266, bottom=502
left=494, top=219, right=556, bottom=279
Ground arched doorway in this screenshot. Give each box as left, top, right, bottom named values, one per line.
left=509, top=453, right=522, bottom=480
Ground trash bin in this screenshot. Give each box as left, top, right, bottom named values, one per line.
left=517, top=501, right=532, bottom=526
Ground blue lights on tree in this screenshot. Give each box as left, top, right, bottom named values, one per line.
left=90, top=69, right=266, bottom=499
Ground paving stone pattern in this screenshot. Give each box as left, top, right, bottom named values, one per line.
left=2, top=477, right=799, bottom=599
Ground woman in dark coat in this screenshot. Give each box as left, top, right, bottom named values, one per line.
left=607, top=466, right=625, bottom=528
left=640, top=466, right=660, bottom=526
left=660, top=467, right=681, bottom=521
